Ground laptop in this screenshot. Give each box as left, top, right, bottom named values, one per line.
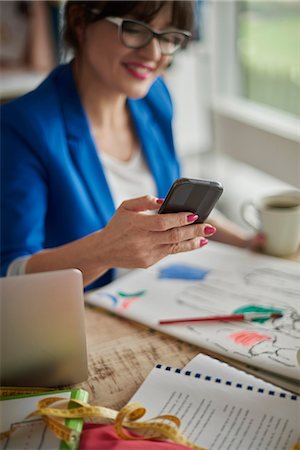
left=0, top=269, right=88, bottom=387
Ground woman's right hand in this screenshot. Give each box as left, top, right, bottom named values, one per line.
left=26, top=195, right=216, bottom=287
left=98, top=195, right=216, bottom=270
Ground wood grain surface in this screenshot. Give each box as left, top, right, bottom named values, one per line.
left=77, top=306, right=199, bottom=411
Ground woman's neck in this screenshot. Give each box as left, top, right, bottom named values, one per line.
left=72, top=58, right=127, bottom=130
left=71, top=58, right=139, bottom=162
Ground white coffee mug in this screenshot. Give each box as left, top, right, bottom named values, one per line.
left=241, top=190, right=300, bottom=257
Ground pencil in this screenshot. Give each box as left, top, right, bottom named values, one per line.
left=158, top=312, right=283, bottom=325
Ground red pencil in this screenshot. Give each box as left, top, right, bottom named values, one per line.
left=158, top=312, right=282, bottom=325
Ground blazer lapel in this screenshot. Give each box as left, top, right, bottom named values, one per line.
left=54, top=65, right=115, bottom=226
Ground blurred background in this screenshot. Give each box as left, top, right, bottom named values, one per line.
left=1, top=0, right=299, bottom=225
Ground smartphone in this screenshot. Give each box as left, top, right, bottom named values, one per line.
left=158, top=177, right=223, bottom=223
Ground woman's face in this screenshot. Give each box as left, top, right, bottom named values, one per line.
left=76, top=5, right=173, bottom=98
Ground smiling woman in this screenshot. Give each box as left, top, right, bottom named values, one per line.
left=1, top=1, right=258, bottom=291
left=64, top=1, right=193, bottom=100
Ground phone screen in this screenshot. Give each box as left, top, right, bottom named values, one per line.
left=158, top=178, right=223, bottom=223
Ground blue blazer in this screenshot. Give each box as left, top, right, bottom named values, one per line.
left=1, top=64, right=180, bottom=289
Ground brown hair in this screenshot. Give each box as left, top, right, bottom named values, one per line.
left=63, top=1, right=194, bottom=53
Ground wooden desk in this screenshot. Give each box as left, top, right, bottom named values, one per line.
left=77, top=306, right=199, bottom=410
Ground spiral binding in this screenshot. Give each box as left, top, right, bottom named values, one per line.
left=155, top=364, right=299, bottom=401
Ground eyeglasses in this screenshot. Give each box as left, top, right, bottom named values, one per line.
left=105, top=17, right=191, bottom=56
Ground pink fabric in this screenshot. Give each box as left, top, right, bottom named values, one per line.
left=79, top=424, right=190, bottom=449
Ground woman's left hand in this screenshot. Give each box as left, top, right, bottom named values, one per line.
left=245, top=233, right=266, bottom=251
left=208, top=214, right=265, bottom=251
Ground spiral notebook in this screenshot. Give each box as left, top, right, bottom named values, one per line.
left=129, top=363, right=299, bottom=450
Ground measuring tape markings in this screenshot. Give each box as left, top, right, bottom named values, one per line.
left=0, top=394, right=206, bottom=450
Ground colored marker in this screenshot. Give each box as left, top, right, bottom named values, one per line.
left=158, top=312, right=283, bottom=326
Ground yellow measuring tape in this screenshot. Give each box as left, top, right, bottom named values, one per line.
left=0, top=389, right=206, bottom=450
left=1, top=388, right=299, bottom=450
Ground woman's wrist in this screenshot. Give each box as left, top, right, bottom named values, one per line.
left=26, top=230, right=111, bottom=287
left=81, top=229, right=113, bottom=277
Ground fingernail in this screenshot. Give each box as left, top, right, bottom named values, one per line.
left=204, top=226, right=216, bottom=236
left=187, top=214, right=198, bottom=223
left=156, top=198, right=165, bottom=204
left=200, top=238, right=208, bottom=248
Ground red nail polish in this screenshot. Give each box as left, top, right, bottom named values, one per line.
left=204, top=226, right=216, bottom=236
left=200, top=238, right=208, bottom=248
left=187, top=214, right=198, bottom=223
left=156, top=198, right=165, bottom=204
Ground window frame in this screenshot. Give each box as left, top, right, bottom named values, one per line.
left=210, top=0, right=300, bottom=142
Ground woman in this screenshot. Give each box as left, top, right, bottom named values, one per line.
left=1, top=1, right=259, bottom=290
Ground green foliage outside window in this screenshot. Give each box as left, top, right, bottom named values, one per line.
left=238, top=1, right=300, bottom=116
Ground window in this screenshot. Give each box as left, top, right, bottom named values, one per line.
left=238, top=1, right=300, bottom=116
left=210, top=1, right=300, bottom=188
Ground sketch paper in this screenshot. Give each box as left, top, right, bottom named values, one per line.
left=0, top=392, right=72, bottom=450
left=85, top=242, right=300, bottom=385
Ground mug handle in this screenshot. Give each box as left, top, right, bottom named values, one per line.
left=240, top=201, right=260, bottom=231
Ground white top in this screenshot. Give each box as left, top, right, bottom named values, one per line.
left=7, top=149, right=156, bottom=277
left=100, top=148, right=156, bottom=208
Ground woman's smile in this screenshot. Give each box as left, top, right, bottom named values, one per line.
left=122, top=61, right=155, bottom=80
